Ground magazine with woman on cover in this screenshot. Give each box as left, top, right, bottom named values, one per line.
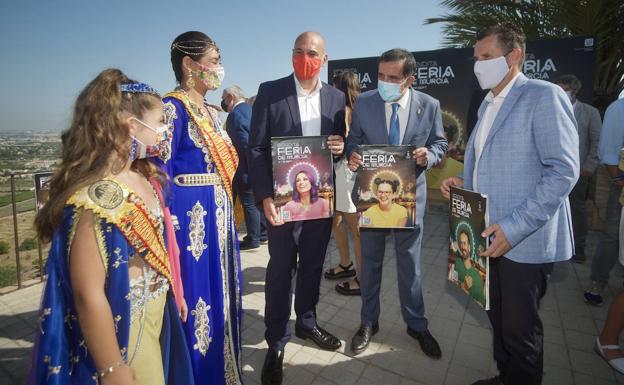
left=271, top=136, right=334, bottom=222
left=354, top=145, right=417, bottom=229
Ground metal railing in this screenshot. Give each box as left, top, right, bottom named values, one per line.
left=1, top=171, right=48, bottom=291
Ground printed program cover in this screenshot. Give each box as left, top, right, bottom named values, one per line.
left=354, top=145, right=416, bottom=229
left=448, top=186, right=489, bottom=309
left=271, top=136, right=334, bottom=222
left=34, top=172, right=54, bottom=212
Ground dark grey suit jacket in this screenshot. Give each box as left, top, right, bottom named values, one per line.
left=346, top=89, right=448, bottom=224
left=573, top=100, right=601, bottom=173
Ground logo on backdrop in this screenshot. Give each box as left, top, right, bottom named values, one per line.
left=413, top=60, right=456, bottom=89
left=523, top=53, right=558, bottom=80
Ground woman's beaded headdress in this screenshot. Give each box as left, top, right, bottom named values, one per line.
left=171, top=40, right=220, bottom=56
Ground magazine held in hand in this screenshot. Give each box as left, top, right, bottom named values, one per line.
left=448, top=186, right=489, bottom=309
left=271, top=136, right=334, bottom=222
left=354, top=145, right=417, bottom=229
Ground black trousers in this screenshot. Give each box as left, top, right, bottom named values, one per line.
left=264, top=217, right=333, bottom=350
left=488, top=257, right=553, bottom=385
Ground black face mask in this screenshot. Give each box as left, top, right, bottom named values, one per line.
left=220, top=98, right=229, bottom=112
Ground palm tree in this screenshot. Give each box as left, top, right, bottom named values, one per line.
left=425, top=0, right=624, bottom=110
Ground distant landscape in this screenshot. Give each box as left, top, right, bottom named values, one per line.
left=0, top=131, right=60, bottom=287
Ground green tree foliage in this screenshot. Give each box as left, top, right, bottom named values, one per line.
left=425, top=0, right=624, bottom=109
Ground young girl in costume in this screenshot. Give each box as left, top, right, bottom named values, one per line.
left=27, top=69, right=193, bottom=385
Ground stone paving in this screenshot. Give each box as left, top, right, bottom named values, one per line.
left=1, top=209, right=624, bottom=385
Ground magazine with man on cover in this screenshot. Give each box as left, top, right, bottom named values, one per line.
left=271, top=136, right=334, bottom=222
left=448, top=186, right=489, bottom=309
left=354, top=145, right=417, bottom=229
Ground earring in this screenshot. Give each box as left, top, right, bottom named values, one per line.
left=129, top=137, right=137, bottom=161
left=186, top=71, right=195, bottom=89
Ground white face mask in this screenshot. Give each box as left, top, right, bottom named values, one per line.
left=473, top=55, right=510, bottom=90
left=565, top=90, right=574, bottom=102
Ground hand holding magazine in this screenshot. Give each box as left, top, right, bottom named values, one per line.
left=447, top=186, right=490, bottom=309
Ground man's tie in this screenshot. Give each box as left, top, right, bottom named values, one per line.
left=389, top=103, right=400, bottom=145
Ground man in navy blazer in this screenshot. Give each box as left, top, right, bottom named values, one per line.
left=442, top=25, right=579, bottom=385
left=248, top=31, right=346, bottom=385
left=222, top=85, right=267, bottom=250
left=346, top=48, right=448, bottom=359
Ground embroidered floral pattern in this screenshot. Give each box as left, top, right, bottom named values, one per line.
left=187, top=201, right=208, bottom=261
left=39, top=308, right=52, bottom=334
left=162, top=101, right=177, bottom=162
left=128, top=262, right=170, bottom=323
left=112, top=247, right=127, bottom=269
left=191, top=297, right=212, bottom=356
left=188, top=120, right=214, bottom=173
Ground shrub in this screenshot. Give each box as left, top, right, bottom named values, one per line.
left=19, top=238, right=37, bottom=251
left=0, top=241, right=9, bottom=254
left=0, top=265, right=17, bottom=287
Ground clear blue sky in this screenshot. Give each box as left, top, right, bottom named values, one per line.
left=0, top=0, right=446, bottom=132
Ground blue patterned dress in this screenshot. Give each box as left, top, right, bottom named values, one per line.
left=162, top=90, right=243, bottom=385
left=27, top=179, right=194, bottom=385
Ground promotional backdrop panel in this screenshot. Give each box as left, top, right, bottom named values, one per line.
left=329, top=36, right=595, bottom=185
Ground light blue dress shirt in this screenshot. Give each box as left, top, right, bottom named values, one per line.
left=598, top=98, right=624, bottom=166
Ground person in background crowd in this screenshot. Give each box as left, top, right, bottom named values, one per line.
left=584, top=97, right=624, bottom=306
left=346, top=48, right=448, bottom=359
left=441, top=24, right=578, bottom=385
left=324, top=69, right=362, bottom=296
left=221, top=85, right=268, bottom=250
left=27, top=69, right=193, bottom=385
left=248, top=31, right=346, bottom=385
left=594, top=146, right=624, bottom=375
left=554, top=74, right=602, bottom=263
left=161, top=31, right=243, bottom=385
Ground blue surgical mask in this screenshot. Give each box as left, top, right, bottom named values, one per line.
left=377, top=79, right=404, bottom=102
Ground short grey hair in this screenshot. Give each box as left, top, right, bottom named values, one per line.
left=223, top=85, right=245, bottom=99
left=554, top=74, right=582, bottom=93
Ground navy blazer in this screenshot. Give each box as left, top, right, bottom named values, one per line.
left=225, top=102, right=252, bottom=180
left=248, top=74, right=346, bottom=204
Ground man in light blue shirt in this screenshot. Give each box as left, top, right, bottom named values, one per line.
left=584, top=97, right=624, bottom=306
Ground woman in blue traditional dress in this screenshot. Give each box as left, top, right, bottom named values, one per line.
left=27, top=69, right=194, bottom=385
left=161, top=31, right=243, bottom=385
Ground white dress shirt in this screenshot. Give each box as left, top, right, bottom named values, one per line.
left=384, top=88, right=411, bottom=144
left=473, top=73, right=522, bottom=191
left=294, top=75, right=322, bottom=137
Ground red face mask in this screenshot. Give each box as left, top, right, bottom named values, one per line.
left=292, top=53, right=322, bottom=81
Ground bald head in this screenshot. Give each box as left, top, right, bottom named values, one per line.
left=293, top=31, right=326, bottom=57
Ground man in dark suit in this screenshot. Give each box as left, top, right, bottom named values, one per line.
left=346, top=48, right=448, bottom=359
left=248, top=31, right=346, bottom=385
left=222, top=85, right=267, bottom=250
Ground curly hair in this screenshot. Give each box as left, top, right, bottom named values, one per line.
left=374, top=177, right=400, bottom=193
left=35, top=68, right=164, bottom=242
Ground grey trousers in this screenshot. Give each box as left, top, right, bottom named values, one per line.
left=570, top=176, right=590, bottom=249
left=590, top=183, right=623, bottom=283
left=359, top=226, right=428, bottom=332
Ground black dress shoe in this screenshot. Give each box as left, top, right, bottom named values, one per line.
left=350, top=323, right=379, bottom=355
left=261, top=347, right=284, bottom=385
left=407, top=327, right=442, bottom=359
left=470, top=376, right=501, bottom=385
left=294, top=324, right=342, bottom=351
left=239, top=240, right=260, bottom=251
